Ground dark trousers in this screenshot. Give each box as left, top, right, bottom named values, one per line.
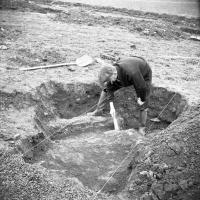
left=96, top=82, right=151, bottom=127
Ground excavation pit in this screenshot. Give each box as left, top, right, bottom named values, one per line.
left=26, top=81, right=187, bottom=193
left=1, top=81, right=187, bottom=194
left=35, top=81, right=187, bottom=132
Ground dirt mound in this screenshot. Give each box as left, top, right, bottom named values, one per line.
left=0, top=152, right=108, bottom=200
left=123, top=103, right=200, bottom=200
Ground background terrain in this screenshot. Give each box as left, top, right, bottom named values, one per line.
left=0, top=0, right=200, bottom=200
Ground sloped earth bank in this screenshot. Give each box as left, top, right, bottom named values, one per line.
left=0, top=0, right=200, bottom=200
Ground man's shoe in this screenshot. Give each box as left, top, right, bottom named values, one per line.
left=138, top=127, right=146, bottom=136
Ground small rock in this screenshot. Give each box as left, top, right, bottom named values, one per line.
left=130, top=44, right=136, bottom=49
left=97, top=39, right=106, bottom=42
left=6, top=66, right=18, bottom=70
left=13, top=134, right=21, bottom=140
left=149, top=171, right=154, bottom=179
left=0, top=45, right=8, bottom=50
left=183, top=137, right=188, bottom=142
left=190, top=35, right=200, bottom=41
left=160, top=163, right=169, bottom=170
left=150, top=117, right=161, bottom=122
left=4, top=136, right=13, bottom=141
left=194, top=150, right=200, bottom=155
left=144, top=157, right=151, bottom=165
left=140, top=192, right=153, bottom=200
left=155, top=173, right=163, bottom=180
left=152, top=163, right=169, bottom=173
left=143, top=29, right=150, bottom=35
left=114, top=20, right=120, bottom=25
left=151, top=183, right=165, bottom=199
left=68, top=66, right=76, bottom=71
left=140, top=171, right=149, bottom=176
left=42, top=58, right=48, bottom=62
left=152, top=163, right=160, bottom=170
left=188, top=180, right=194, bottom=187
left=140, top=170, right=154, bottom=179
left=138, top=185, right=149, bottom=194
left=44, top=112, right=49, bottom=116
left=23, top=151, right=34, bottom=160
left=179, top=180, right=188, bottom=190
left=128, top=183, right=136, bottom=191
left=177, top=166, right=184, bottom=171
left=135, top=178, right=143, bottom=185
left=164, top=183, right=178, bottom=192
left=170, top=142, right=182, bottom=154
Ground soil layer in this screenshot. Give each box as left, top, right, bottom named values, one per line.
left=0, top=0, right=200, bottom=200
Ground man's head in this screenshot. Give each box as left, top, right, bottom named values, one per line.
left=98, top=64, right=117, bottom=88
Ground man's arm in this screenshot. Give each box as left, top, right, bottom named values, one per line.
left=96, top=89, right=114, bottom=112
left=87, top=83, right=116, bottom=116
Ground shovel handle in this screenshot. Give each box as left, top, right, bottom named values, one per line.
left=110, top=102, right=120, bottom=131
left=19, top=62, right=76, bottom=71
left=113, top=115, right=120, bottom=130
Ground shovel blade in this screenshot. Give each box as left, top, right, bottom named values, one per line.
left=150, top=117, right=161, bottom=122
left=76, top=54, right=94, bottom=67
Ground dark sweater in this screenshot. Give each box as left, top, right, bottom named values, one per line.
left=104, top=57, right=152, bottom=102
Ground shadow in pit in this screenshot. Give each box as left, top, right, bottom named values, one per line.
left=113, top=85, right=188, bottom=134
left=28, top=81, right=188, bottom=162
left=34, top=81, right=187, bottom=133
left=35, top=81, right=187, bottom=137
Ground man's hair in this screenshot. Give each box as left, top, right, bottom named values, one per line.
left=98, top=64, right=116, bottom=88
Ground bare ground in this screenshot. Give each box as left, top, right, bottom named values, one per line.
left=0, top=0, right=200, bottom=200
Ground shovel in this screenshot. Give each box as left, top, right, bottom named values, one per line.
left=19, top=54, right=94, bottom=71
left=110, top=102, right=120, bottom=131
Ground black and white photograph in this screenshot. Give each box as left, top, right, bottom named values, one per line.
left=0, top=0, right=200, bottom=199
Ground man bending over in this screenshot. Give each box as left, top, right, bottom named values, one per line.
left=88, top=56, right=152, bottom=135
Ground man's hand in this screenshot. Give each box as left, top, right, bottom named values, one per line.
left=137, top=98, right=145, bottom=106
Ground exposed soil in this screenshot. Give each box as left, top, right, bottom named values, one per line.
left=0, top=0, right=200, bottom=200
